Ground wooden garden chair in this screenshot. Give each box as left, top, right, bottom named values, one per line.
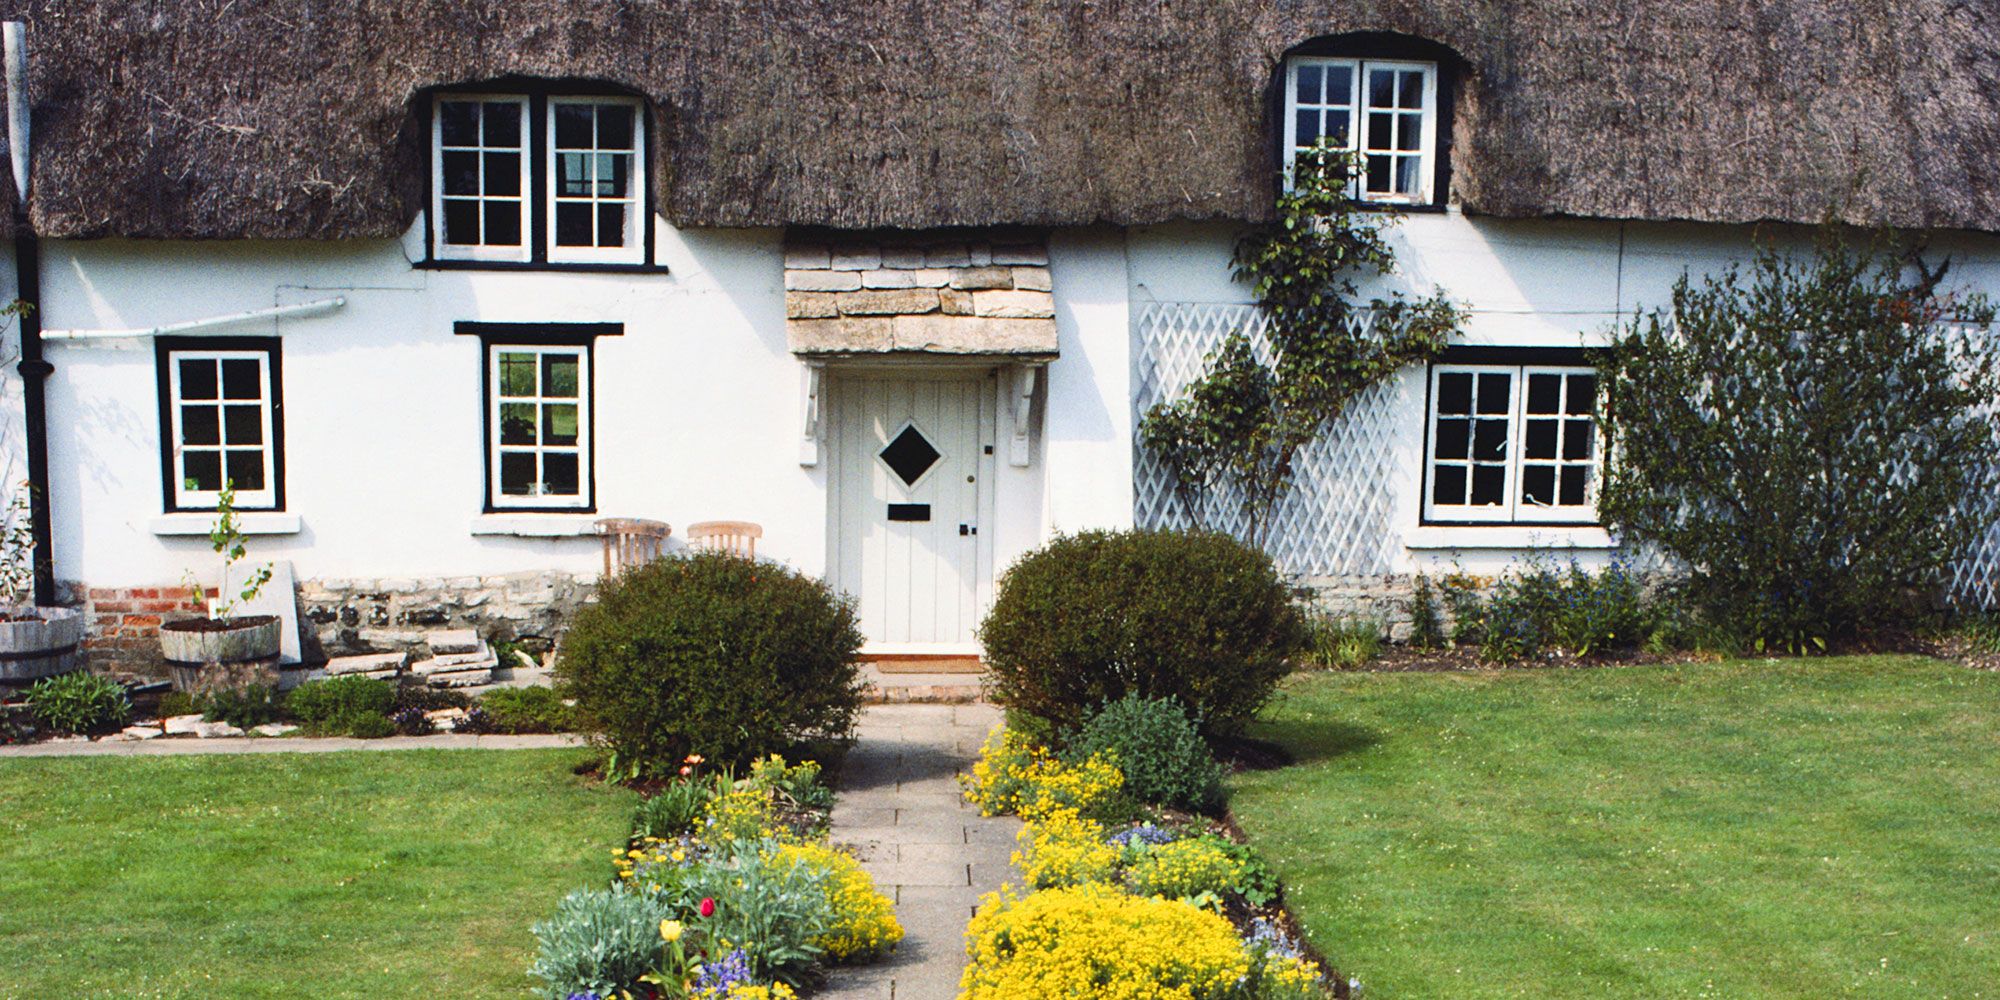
left=685, top=520, right=762, bottom=559
left=595, top=518, right=671, bottom=578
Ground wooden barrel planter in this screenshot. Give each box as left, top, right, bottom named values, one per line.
left=159, top=615, right=284, bottom=693
left=0, top=606, right=86, bottom=685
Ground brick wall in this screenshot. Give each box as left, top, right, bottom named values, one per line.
left=81, top=586, right=208, bottom=676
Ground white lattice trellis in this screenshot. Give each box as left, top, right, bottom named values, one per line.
left=1132, top=302, right=1404, bottom=578
left=1133, top=304, right=2000, bottom=608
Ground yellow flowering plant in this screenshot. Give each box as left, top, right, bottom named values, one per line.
left=1013, top=807, right=1120, bottom=890
left=960, top=884, right=1254, bottom=1000
left=770, top=842, right=904, bottom=961
left=1124, top=836, right=1249, bottom=902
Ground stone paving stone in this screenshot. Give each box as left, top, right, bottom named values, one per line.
left=821, top=703, right=1018, bottom=999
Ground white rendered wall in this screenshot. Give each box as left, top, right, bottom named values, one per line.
left=1127, top=213, right=2000, bottom=580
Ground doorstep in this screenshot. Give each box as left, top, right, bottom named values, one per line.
left=859, top=663, right=986, bottom=705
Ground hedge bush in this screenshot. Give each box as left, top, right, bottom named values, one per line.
left=979, top=530, right=1304, bottom=735
left=558, top=552, right=864, bottom=775
left=288, top=675, right=395, bottom=737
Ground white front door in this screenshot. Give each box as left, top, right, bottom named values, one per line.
left=830, top=373, right=994, bottom=649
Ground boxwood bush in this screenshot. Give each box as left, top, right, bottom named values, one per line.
left=558, top=552, right=864, bottom=775
left=1064, top=693, right=1224, bottom=813
left=979, top=529, right=1304, bottom=736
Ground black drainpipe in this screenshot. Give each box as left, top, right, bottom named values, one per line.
left=15, top=225, right=51, bottom=605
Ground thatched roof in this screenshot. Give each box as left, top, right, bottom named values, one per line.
left=0, top=0, right=1995, bottom=239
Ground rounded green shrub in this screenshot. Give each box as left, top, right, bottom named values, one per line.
left=476, top=685, right=576, bottom=734
left=25, top=672, right=131, bottom=735
left=558, top=552, right=864, bottom=774
left=979, top=530, right=1304, bottom=736
left=1065, top=693, right=1224, bottom=813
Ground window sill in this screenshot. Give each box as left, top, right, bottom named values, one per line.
left=1405, top=525, right=1615, bottom=550
left=469, top=514, right=600, bottom=538
left=416, top=259, right=670, bottom=275
left=150, top=513, right=302, bottom=537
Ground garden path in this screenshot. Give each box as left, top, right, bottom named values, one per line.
left=820, top=702, right=1019, bottom=1000
left=0, top=733, right=581, bottom=757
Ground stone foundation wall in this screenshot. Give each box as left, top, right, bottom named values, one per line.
left=1298, top=574, right=1421, bottom=641
left=73, top=572, right=595, bottom=675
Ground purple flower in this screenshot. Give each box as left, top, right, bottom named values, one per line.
left=1106, top=823, right=1176, bottom=848
left=695, top=948, right=753, bottom=995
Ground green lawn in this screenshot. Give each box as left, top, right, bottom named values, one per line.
left=0, top=749, right=635, bottom=999
left=1233, top=656, right=2000, bottom=1000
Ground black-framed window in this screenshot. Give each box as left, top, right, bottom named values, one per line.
left=155, top=337, right=284, bottom=512
left=1422, top=348, right=1602, bottom=525
left=428, top=88, right=652, bottom=269
left=1277, top=33, right=1458, bottom=208
left=458, top=322, right=621, bottom=512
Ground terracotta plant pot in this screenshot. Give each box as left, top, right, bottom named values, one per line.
left=160, top=615, right=283, bottom=693
left=0, top=605, right=86, bottom=684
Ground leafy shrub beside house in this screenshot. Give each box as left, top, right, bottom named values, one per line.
left=23, top=672, right=131, bottom=736
left=559, top=552, right=865, bottom=776
left=979, top=529, right=1305, bottom=736
left=1597, top=231, right=2000, bottom=650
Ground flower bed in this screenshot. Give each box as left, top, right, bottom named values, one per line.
left=530, top=754, right=901, bottom=999
left=960, top=727, right=1354, bottom=1000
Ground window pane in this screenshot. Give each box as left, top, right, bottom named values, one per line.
left=1367, top=111, right=1393, bottom=151
left=1473, top=419, right=1508, bottom=461
left=1432, top=464, right=1466, bottom=506
left=598, top=105, right=635, bottom=149
left=543, top=452, right=580, bottom=496
left=1560, top=466, right=1590, bottom=506
left=544, top=403, right=579, bottom=445
left=554, top=105, right=593, bottom=149
left=498, top=353, right=537, bottom=397
left=442, top=199, right=480, bottom=244
left=183, top=451, right=223, bottom=492
left=223, top=405, right=262, bottom=446
left=1324, top=113, right=1350, bottom=148
left=499, top=402, right=537, bottom=445
left=558, top=152, right=592, bottom=197
left=1327, top=65, right=1353, bottom=106
left=555, top=202, right=593, bottom=246
left=499, top=452, right=536, bottom=495
left=1398, top=70, right=1424, bottom=109
left=597, top=204, right=628, bottom=247
left=543, top=355, right=580, bottom=397
left=181, top=405, right=220, bottom=446
left=179, top=359, right=218, bottom=400
left=1566, top=374, right=1598, bottom=415
left=222, top=359, right=261, bottom=399
left=597, top=153, right=629, bottom=197
left=1476, top=373, right=1512, bottom=414
left=1368, top=68, right=1395, bottom=108
left=483, top=152, right=521, bottom=197
left=225, top=450, right=265, bottom=492
left=1434, top=418, right=1470, bottom=460
left=483, top=201, right=522, bottom=246
left=1366, top=154, right=1390, bottom=193
left=1295, top=109, right=1320, bottom=148
left=442, top=150, right=480, bottom=196
left=1526, top=373, right=1561, bottom=414
left=1471, top=464, right=1506, bottom=505
left=1522, top=465, right=1555, bottom=506
left=482, top=101, right=521, bottom=147
left=438, top=101, right=479, bottom=146
left=1295, top=64, right=1322, bottom=105
left=1523, top=419, right=1558, bottom=460
left=1436, top=372, right=1472, bottom=414
left=1397, top=113, right=1423, bottom=151
left=1563, top=419, right=1594, bottom=460
left=1396, top=155, right=1422, bottom=195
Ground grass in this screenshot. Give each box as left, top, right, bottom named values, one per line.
left=1232, top=656, right=2000, bottom=1000
left=0, top=749, right=636, bottom=999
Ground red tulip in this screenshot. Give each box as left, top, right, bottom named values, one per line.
left=699, top=897, right=716, bottom=917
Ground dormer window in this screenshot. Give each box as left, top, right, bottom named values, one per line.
left=428, top=91, right=649, bottom=267
left=1283, top=58, right=1438, bottom=204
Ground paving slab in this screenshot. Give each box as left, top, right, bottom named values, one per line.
left=821, top=703, right=1021, bottom=999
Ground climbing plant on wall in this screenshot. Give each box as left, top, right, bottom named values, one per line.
left=1140, top=143, right=1465, bottom=550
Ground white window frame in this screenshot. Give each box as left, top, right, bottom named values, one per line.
left=486, top=343, right=593, bottom=511
left=545, top=96, right=647, bottom=266
left=166, top=348, right=279, bottom=511
left=1283, top=57, right=1438, bottom=204
left=431, top=94, right=533, bottom=263
left=1423, top=363, right=1601, bottom=525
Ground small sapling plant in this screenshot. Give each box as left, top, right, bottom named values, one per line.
left=184, top=482, right=273, bottom=621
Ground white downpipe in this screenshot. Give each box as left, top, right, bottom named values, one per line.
left=42, top=296, right=347, bottom=341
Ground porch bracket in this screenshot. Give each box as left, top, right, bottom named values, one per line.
left=799, top=360, right=826, bottom=466
left=1008, top=362, right=1042, bottom=467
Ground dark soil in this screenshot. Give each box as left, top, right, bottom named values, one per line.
left=159, top=614, right=279, bottom=633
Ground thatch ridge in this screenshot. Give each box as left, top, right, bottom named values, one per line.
left=0, top=0, right=1994, bottom=239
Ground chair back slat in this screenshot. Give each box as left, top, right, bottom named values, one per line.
left=595, top=518, right=672, bottom=578
left=685, top=520, right=763, bottom=560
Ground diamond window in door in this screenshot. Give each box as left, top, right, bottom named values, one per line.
left=879, top=423, right=942, bottom=488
